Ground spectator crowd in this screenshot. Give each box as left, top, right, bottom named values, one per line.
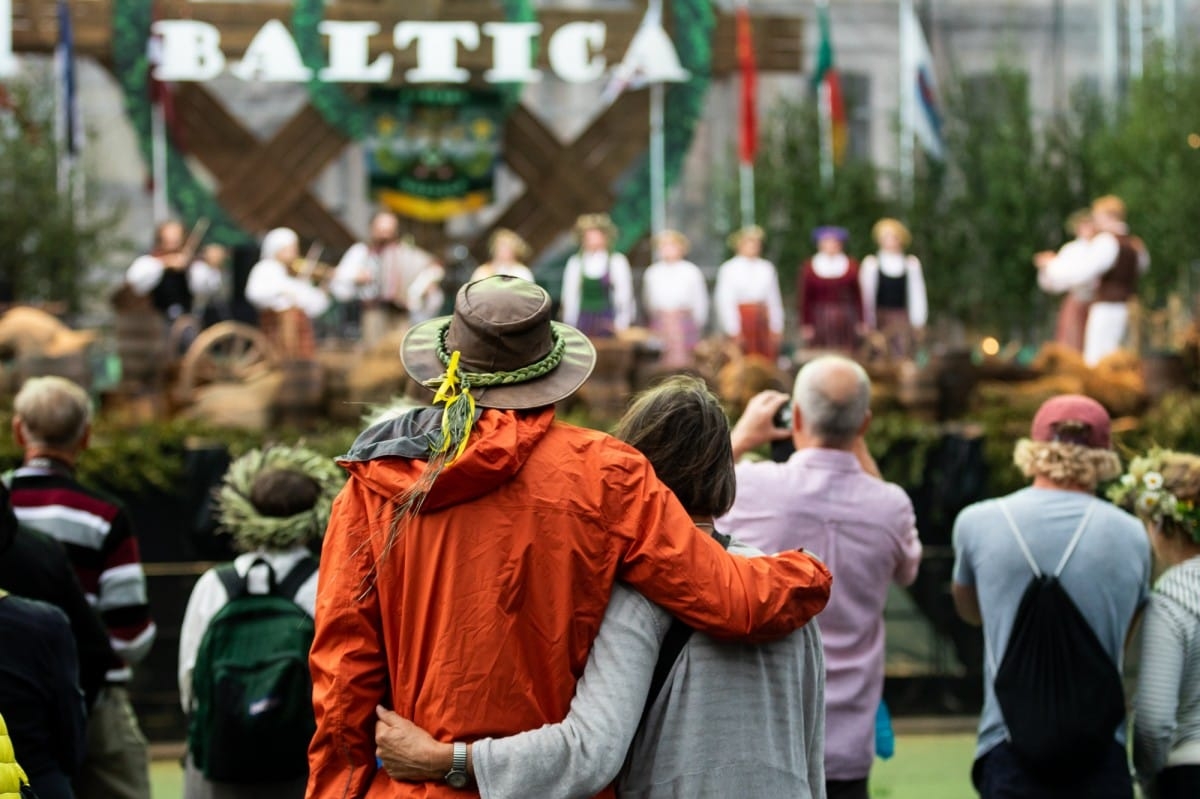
left=0, top=275, right=1196, bottom=799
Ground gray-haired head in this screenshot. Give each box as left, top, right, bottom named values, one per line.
left=792, top=355, right=871, bottom=448
left=13, top=375, right=92, bottom=452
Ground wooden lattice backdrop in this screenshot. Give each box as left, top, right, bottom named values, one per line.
left=12, top=0, right=802, bottom=257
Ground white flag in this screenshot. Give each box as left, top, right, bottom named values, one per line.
left=901, top=5, right=944, bottom=159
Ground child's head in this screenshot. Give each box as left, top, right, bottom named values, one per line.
left=249, top=468, right=322, bottom=519
left=217, top=446, right=345, bottom=552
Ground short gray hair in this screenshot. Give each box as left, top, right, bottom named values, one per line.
left=14, top=376, right=92, bottom=450
left=793, top=355, right=871, bottom=447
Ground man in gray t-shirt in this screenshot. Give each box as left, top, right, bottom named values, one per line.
left=952, top=395, right=1150, bottom=799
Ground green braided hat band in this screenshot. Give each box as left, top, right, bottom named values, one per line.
left=425, top=321, right=567, bottom=389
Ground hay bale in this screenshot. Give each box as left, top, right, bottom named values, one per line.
left=183, top=373, right=284, bottom=430
left=0, top=307, right=97, bottom=360
left=1086, top=349, right=1146, bottom=417
left=1030, top=342, right=1089, bottom=380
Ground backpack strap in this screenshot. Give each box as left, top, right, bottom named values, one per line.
left=217, top=558, right=285, bottom=601
left=640, top=530, right=733, bottom=718
left=215, top=563, right=246, bottom=601
left=997, top=501, right=1043, bottom=578
left=276, top=556, right=318, bottom=602
left=997, top=499, right=1098, bottom=579
left=1053, top=501, right=1096, bottom=578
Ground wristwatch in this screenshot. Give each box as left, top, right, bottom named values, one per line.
left=445, top=742, right=469, bottom=789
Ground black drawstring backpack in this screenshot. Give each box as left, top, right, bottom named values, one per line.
left=990, top=500, right=1126, bottom=781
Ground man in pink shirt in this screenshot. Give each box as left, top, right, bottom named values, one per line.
left=721, top=354, right=923, bottom=799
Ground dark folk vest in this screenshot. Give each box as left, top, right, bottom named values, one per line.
left=1094, top=235, right=1140, bottom=303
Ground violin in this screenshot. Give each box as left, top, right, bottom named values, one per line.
left=288, top=257, right=336, bottom=283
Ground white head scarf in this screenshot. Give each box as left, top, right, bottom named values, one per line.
left=261, top=228, right=299, bottom=262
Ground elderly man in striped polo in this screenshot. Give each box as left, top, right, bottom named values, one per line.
left=8, top=376, right=154, bottom=799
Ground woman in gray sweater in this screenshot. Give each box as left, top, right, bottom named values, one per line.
left=374, top=375, right=828, bottom=798
left=1109, top=449, right=1200, bottom=799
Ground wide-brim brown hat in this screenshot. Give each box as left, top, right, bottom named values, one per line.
left=401, top=275, right=597, bottom=410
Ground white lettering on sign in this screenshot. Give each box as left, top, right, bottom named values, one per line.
left=0, top=11, right=689, bottom=86
left=547, top=21, right=607, bottom=83
left=151, top=20, right=226, bottom=81
left=319, top=21, right=393, bottom=83
left=481, top=22, right=542, bottom=84
left=393, top=21, right=479, bottom=83
left=231, top=19, right=313, bottom=82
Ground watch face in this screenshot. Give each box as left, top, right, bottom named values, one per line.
left=446, top=770, right=469, bottom=789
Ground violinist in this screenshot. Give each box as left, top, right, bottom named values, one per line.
left=245, top=228, right=331, bottom=359
left=125, top=220, right=199, bottom=321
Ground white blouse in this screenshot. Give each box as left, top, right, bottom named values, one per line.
left=713, top=256, right=784, bottom=336
left=859, top=252, right=928, bottom=328
left=642, top=259, right=708, bottom=327
left=245, top=258, right=331, bottom=318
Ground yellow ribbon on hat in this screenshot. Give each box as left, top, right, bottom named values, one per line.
left=429, top=350, right=477, bottom=464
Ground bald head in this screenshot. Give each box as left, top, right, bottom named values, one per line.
left=793, top=355, right=871, bottom=448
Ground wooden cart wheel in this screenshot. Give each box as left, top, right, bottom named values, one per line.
left=174, top=322, right=277, bottom=403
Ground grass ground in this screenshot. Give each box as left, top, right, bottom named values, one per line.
left=149, top=731, right=979, bottom=798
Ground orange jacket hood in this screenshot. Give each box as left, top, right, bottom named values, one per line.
left=338, top=406, right=556, bottom=513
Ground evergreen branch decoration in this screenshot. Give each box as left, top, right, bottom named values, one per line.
left=610, top=0, right=714, bottom=254
left=111, top=0, right=251, bottom=245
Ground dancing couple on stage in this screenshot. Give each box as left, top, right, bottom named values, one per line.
left=1037, top=195, right=1149, bottom=367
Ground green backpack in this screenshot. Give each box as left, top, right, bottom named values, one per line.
left=187, top=557, right=318, bottom=783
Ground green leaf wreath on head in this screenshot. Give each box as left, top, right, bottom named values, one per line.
left=216, top=445, right=346, bottom=552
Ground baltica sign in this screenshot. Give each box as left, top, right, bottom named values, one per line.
left=151, top=19, right=631, bottom=84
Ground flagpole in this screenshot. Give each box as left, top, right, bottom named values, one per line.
left=1128, top=0, right=1143, bottom=79
left=151, top=100, right=168, bottom=223
left=815, top=0, right=832, bottom=188
left=648, top=0, right=667, bottom=238
left=650, top=80, right=666, bottom=237
left=1099, top=0, right=1120, bottom=107
left=898, top=0, right=915, bottom=201
left=736, top=0, right=755, bottom=226
left=1161, top=0, right=1177, bottom=58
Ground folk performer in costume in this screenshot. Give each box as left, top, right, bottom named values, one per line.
left=859, top=218, right=928, bottom=359
left=642, top=230, right=708, bottom=370
left=560, top=213, right=635, bottom=338
left=472, top=229, right=535, bottom=283
left=245, top=228, right=331, bottom=359
left=125, top=219, right=200, bottom=322
left=330, top=211, right=436, bottom=347
left=714, top=225, right=784, bottom=360
left=1038, top=195, right=1149, bottom=366
left=1035, top=210, right=1097, bottom=355
left=799, top=226, right=863, bottom=353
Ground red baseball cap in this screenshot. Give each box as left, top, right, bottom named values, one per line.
left=1031, top=394, right=1111, bottom=449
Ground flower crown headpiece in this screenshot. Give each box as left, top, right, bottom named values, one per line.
left=1107, top=449, right=1200, bottom=543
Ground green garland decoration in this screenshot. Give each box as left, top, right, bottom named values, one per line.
left=216, top=444, right=346, bottom=551
left=610, top=0, right=714, bottom=254
left=111, top=0, right=251, bottom=245
left=292, top=0, right=537, bottom=139
left=112, top=0, right=704, bottom=255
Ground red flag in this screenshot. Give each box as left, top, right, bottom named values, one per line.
left=736, top=4, right=757, bottom=165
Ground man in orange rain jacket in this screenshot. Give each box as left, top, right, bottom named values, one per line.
left=306, top=276, right=832, bottom=799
